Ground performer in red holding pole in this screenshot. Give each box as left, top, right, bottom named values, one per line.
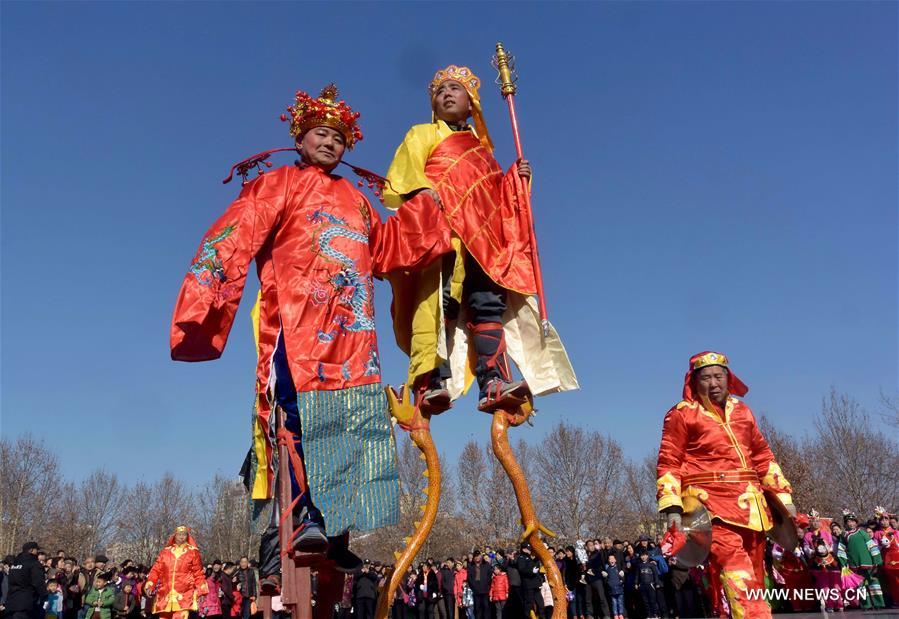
left=383, top=63, right=577, bottom=415
left=656, top=352, right=795, bottom=619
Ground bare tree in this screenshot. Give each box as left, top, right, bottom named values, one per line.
left=0, top=435, right=61, bottom=554
left=114, top=481, right=159, bottom=564
left=195, top=475, right=255, bottom=562
left=811, top=389, right=899, bottom=516
left=113, top=474, right=197, bottom=564
left=78, top=470, right=124, bottom=555
left=879, top=389, right=899, bottom=428
left=455, top=439, right=490, bottom=544
left=757, top=415, right=825, bottom=510
left=532, top=422, right=627, bottom=540
left=617, top=455, right=662, bottom=540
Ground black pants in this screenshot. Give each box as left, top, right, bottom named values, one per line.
left=638, top=584, right=658, bottom=616
left=520, top=586, right=540, bottom=618
left=589, top=581, right=611, bottom=618
left=437, top=254, right=508, bottom=394
left=472, top=593, right=490, bottom=619
left=355, top=598, right=375, bottom=619
left=674, top=587, right=698, bottom=618
left=442, top=594, right=455, bottom=619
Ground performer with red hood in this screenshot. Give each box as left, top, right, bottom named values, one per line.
left=145, top=526, right=208, bottom=619
left=656, top=352, right=795, bottom=619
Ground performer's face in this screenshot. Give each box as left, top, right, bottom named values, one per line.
left=695, top=365, right=729, bottom=405
left=175, top=530, right=188, bottom=544
left=432, top=80, right=471, bottom=124
left=298, top=126, right=346, bottom=171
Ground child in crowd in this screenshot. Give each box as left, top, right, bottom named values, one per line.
left=45, top=580, right=63, bottom=619
left=488, top=565, right=509, bottom=617
left=460, top=581, right=474, bottom=619
left=84, top=573, right=115, bottom=619
left=636, top=550, right=661, bottom=619
left=602, top=554, right=625, bottom=619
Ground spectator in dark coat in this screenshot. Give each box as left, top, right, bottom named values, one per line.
left=466, top=552, right=492, bottom=619
left=219, top=563, right=236, bottom=619
left=636, top=550, right=661, bottom=619
left=6, top=542, right=46, bottom=619
left=515, top=545, right=541, bottom=619
left=352, top=563, right=379, bottom=619
left=586, top=540, right=611, bottom=619
left=235, top=557, right=257, bottom=619
left=438, top=559, right=455, bottom=619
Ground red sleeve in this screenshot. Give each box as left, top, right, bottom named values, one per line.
left=368, top=192, right=451, bottom=277
left=146, top=550, right=167, bottom=589
left=656, top=406, right=688, bottom=512
left=170, top=168, right=290, bottom=361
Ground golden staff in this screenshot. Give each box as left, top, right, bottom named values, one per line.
left=493, top=42, right=550, bottom=336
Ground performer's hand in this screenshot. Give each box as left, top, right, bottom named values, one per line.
left=517, top=160, right=531, bottom=179
left=422, top=189, right=443, bottom=211
left=666, top=511, right=682, bottom=530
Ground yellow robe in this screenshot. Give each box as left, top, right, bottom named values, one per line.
left=384, top=122, right=578, bottom=398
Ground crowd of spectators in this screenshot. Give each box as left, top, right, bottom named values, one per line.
left=1, top=510, right=897, bottom=619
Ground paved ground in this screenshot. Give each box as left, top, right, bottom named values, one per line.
left=777, top=612, right=899, bottom=618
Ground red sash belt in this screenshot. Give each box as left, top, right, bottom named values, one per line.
left=682, top=469, right=759, bottom=485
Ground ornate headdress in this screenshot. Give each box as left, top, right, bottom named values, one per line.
left=428, top=64, right=493, bottom=151
left=281, top=84, right=362, bottom=149
left=842, top=508, right=858, bottom=524
left=808, top=508, right=821, bottom=519
left=682, top=350, right=749, bottom=401
left=874, top=506, right=894, bottom=519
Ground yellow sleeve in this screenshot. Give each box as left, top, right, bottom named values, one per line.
left=383, top=124, right=442, bottom=210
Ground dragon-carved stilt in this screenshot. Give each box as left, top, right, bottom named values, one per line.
left=491, top=406, right=567, bottom=619
left=375, top=388, right=567, bottom=619
left=375, top=386, right=442, bottom=619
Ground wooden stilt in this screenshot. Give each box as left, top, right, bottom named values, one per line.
left=257, top=407, right=344, bottom=619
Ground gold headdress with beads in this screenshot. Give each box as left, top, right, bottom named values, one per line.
left=281, top=84, right=362, bottom=149
left=428, top=65, right=493, bottom=151
left=692, top=352, right=730, bottom=371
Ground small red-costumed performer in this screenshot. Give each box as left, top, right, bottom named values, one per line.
left=874, top=507, right=899, bottom=605
left=145, top=526, right=208, bottom=619
left=656, top=352, right=795, bottom=619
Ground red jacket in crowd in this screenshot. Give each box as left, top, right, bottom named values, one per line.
left=488, top=572, right=508, bottom=602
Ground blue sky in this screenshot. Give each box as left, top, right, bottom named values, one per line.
left=2, top=2, right=896, bottom=487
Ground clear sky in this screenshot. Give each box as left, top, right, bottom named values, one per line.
left=2, top=2, right=896, bottom=487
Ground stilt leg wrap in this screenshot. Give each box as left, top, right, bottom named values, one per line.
left=469, top=321, right=512, bottom=391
